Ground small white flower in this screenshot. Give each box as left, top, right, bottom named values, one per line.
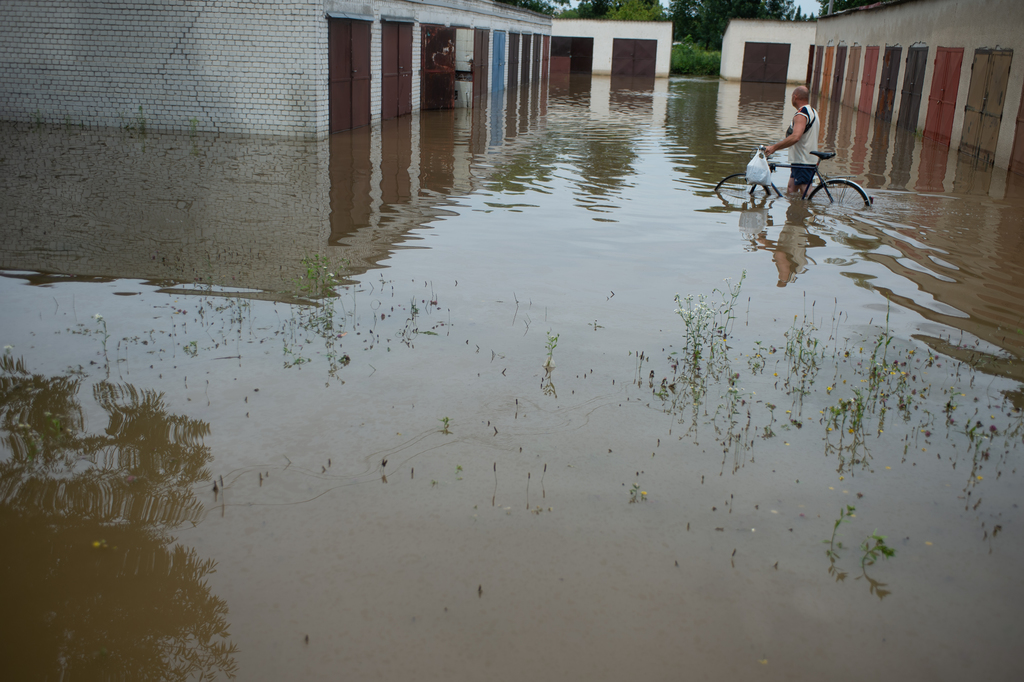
left=3, top=345, right=12, bottom=353
left=93, top=314, right=103, bottom=320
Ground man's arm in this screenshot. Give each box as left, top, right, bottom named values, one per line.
left=766, top=112, right=808, bottom=157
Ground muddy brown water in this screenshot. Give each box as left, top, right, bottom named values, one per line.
left=2, top=76, right=1023, bottom=681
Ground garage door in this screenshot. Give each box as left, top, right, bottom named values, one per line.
left=830, top=45, right=847, bottom=103
left=960, top=48, right=1013, bottom=165
left=612, top=38, right=657, bottom=77
left=922, top=47, right=963, bottom=146
left=858, top=46, right=879, bottom=114
left=741, top=42, right=791, bottom=83
left=329, top=19, right=371, bottom=133
left=875, top=45, right=902, bottom=122
left=421, top=25, right=456, bottom=111
left=897, top=45, right=929, bottom=131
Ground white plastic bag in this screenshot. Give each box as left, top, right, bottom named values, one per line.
left=745, top=148, right=772, bottom=186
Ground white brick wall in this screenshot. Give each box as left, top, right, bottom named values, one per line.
left=1, top=1, right=550, bottom=137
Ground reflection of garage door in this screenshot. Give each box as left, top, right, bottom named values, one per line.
left=742, top=42, right=790, bottom=83
left=612, top=38, right=656, bottom=77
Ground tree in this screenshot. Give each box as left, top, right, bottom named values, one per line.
left=608, top=0, right=668, bottom=20
left=495, top=0, right=570, bottom=15
left=819, top=0, right=873, bottom=14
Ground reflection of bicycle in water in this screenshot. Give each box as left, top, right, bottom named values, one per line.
left=716, top=147, right=872, bottom=207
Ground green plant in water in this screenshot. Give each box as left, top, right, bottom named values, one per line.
left=32, top=109, right=44, bottom=129
left=439, top=416, right=451, bottom=434
left=136, top=105, right=147, bottom=135
left=544, top=331, right=559, bottom=369
left=629, top=482, right=648, bottom=504
left=825, top=505, right=856, bottom=562
left=860, top=530, right=896, bottom=568
left=295, top=254, right=343, bottom=299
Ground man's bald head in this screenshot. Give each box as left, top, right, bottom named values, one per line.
left=792, top=86, right=810, bottom=105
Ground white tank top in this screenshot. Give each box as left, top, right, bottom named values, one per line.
left=788, top=105, right=818, bottom=166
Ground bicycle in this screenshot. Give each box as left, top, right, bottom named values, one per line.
left=715, top=147, right=872, bottom=207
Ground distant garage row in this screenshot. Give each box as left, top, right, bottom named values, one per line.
left=327, top=2, right=552, bottom=134
left=550, top=19, right=673, bottom=78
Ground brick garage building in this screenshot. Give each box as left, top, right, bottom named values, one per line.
left=0, top=0, right=551, bottom=138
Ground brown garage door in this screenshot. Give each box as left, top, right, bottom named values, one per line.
left=821, top=46, right=834, bottom=100
left=381, top=22, right=412, bottom=122
left=508, top=33, right=520, bottom=87
left=876, top=45, right=902, bottom=122
left=421, top=25, right=456, bottom=111
left=741, top=42, right=791, bottom=83
left=612, top=38, right=657, bottom=77
left=897, top=45, right=929, bottom=131
left=521, top=34, right=532, bottom=84
left=843, top=46, right=861, bottom=108
left=473, top=29, right=489, bottom=101
left=858, top=46, right=879, bottom=114
left=552, top=36, right=571, bottom=74
left=811, top=45, right=824, bottom=95
left=960, top=48, right=1013, bottom=165
left=329, top=19, right=371, bottom=133
left=831, top=45, right=847, bottom=103
left=1010, top=79, right=1024, bottom=175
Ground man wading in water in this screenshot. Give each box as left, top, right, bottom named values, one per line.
left=766, top=86, right=818, bottom=196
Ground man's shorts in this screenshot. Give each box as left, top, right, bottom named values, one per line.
left=790, top=164, right=816, bottom=187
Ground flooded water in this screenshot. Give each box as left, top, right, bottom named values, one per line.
left=2, top=75, right=1023, bottom=681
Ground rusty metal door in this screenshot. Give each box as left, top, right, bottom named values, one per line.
left=329, top=19, right=371, bottom=133
left=508, top=33, right=520, bottom=87
left=551, top=36, right=571, bottom=74
left=923, top=47, right=963, bottom=145
left=473, top=29, right=490, bottom=101
left=421, top=25, right=456, bottom=111
left=805, top=44, right=815, bottom=87
left=897, top=45, right=928, bottom=131
left=741, top=42, right=790, bottom=83
left=821, top=46, right=834, bottom=100
left=542, top=35, right=550, bottom=78
left=859, top=46, right=879, bottom=114
left=1011, top=79, right=1024, bottom=174
left=875, top=45, right=902, bottom=122
left=381, top=22, right=412, bottom=121
left=843, top=46, right=861, bottom=108
left=960, top=48, right=1013, bottom=165
left=611, top=39, right=657, bottom=77
left=521, top=34, right=532, bottom=84
left=831, top=45, right=847, bottom=103
left=571, top=37, right=594, bottom=74
left=811, top=45, right=824, bottom=95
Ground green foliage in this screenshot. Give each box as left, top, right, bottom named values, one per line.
left=670, top=41, right=721, bottom=75
left=607, top=0, right=667, bottom=20
left=819, top=0, right=872, bottom=15
left=496, top=0, right=569, bottom=15
left=670, top=0, right=805, bottom=50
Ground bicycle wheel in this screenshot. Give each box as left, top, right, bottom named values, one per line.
left=714, top=173, right=775, bottom=202
left=807, top=179, right=871, bottom=207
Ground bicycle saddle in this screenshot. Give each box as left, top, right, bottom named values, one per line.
left=811, top=151, right=836, bottom=160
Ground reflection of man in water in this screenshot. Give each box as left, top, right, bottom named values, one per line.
left=756, top=202, right=824, bottom=287
left=766, top=86, right=818, bottom=196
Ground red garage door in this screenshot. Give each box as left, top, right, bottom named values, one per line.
left=922, top=47, right=963, bottom=145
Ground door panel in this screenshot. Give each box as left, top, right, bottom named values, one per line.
left=876, top=45, right=902, bottom=122
left=508, top=33, right=520, bottom=87
left=492, top=31, right=506, bottom=90
left=329, top=19, right=371, bottom=133
left=843, top=46, right=861, bottom=109
left=821, top=46, right=834, bottom=100
left=831, top=45, right=847, bottom=103
left=923, top=47, right=963, bottom=145
left=473, top=28, right=490, bottom=101
left=897, top=45, right=928, bottom=131
left=859, top=46, right=879, bottom=114
left=811, top=45, right=824, bottom=95
left=960, top=48, right=1013, bottom=164
left=421, top=25, right=456, bottom=111
left=521, top=34, right=532, bottom=84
